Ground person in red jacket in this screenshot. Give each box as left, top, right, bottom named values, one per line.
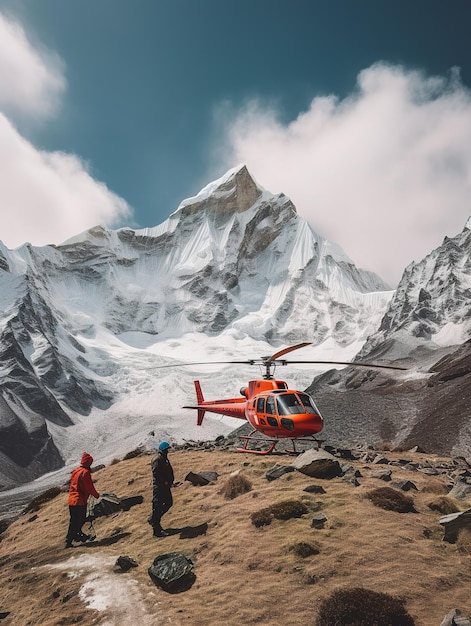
left=65, top=452, right=100, bottom=548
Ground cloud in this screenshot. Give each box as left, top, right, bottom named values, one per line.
left=0, top=12, right=65, bottom=121
left=212, top=63, right=471, bottom=286
left=0, top=11, right=131, bottom=249
left=0, top=114, right=131, bottom=248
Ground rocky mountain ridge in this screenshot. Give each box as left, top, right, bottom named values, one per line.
left=0, top=165, right=394, bottom=490
left=308, top=219, right=471, bottom=458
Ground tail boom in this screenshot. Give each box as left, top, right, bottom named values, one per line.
left=183, top=380, right=248, bottom=425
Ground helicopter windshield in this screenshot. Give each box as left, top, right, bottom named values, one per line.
left=274, top=394, right=302, bottom=415
left=275, top=393, right=319, bottom=415
left=297, top=393, right=320, bottom=414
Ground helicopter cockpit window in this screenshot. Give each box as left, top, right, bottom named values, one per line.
left=298, top=393, right=320, bottom=414
left=265, top=397, right=276, bottom=415
left=276, top=393, right=305, bottom=415
left=256, top=397, right=265, bottom=413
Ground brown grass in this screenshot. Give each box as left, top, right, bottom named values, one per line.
left=315, top=587, right=416, bottom=625
left=220, top=472, right=252, bottom=499
left=1, top=448, right=471, bottom=625
left=427, top=496, right=461, bottom=515
left=366, top=486, right=416, bottom=513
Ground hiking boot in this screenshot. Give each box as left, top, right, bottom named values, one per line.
left=65, top=540, right=73, bottom=548
left=79, top=533, right=92, bottom=542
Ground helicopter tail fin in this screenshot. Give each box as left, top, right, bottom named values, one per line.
left=195, top=380, right=206, bottom=426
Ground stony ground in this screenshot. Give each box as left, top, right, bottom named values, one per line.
left=1, top=444, right=471, bottom=626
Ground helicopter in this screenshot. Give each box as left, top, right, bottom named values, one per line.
left=181, top=342, right=407, bottom=454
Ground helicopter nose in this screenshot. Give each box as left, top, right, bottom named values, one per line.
left=280, top=413, right=323, bottom=435
left=299, top=413, right=323, bottom=434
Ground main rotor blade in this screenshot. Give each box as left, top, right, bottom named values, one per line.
left=275, top=360, right=408, bottom=371
left=267, top=342, right=312, bottom=362
left=150, top=358, right=406, bottom=371
left=151, top=360, right=258, bottom=369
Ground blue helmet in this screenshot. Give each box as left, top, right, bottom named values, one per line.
left=159, top=441, right=170, bottom=451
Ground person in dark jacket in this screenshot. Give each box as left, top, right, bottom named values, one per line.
left=65, top=452, right=100, bottom=548
left=150, top=441, right=174, bottom=537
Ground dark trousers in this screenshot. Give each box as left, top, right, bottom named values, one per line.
left=151, top=487, right=173, bottom=531
left=66, top=505, right=87, bottom=542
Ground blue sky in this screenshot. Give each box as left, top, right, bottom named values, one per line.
left=0, top=0, right=471, bottom=285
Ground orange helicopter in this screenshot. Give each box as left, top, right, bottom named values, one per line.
left=182, top=342, right=407, bottom=454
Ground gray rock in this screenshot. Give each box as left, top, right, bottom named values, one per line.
left=148, top=552, right=195, bottom=593
left=372, top=455, right=390, bottom=465
left=440, top=608, right=471, bottom=626
left=303, top=484, right=326, bottom=494
left=390, top=480, right=418, bottom=492
left=291, top=449, right=343, bottom=479
left=88, top=492, right=143, bottom=520
left=371, top=469, right=392, bottom=481
left=266, top=464, right=295, bottom=481
left=116, top=556, right=138, bottom=571
left=185, top=471, right=218, bottom=486
left=311, top=514, right=327, bottom=528
left=448, top=479, right=471, bottom=500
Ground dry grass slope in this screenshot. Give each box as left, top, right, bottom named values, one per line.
left=1, top=448, right=471, bottom=626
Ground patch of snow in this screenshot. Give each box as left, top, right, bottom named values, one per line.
left=434, top=322, right=469, bottom=347
left=45, top=554, right=161, bottom=625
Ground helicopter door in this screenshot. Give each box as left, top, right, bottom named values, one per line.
left=265, top=397, right=278, bottom=427
left=256, top=397, right=267, bottom=425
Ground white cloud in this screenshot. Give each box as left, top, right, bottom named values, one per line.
left=0, top=12, right=65, bottom=121
left=0, top=11, right=131, bottom=249
left=212, top=63, right=471, bottom=286
left=0, top=114, right=131, bottom=248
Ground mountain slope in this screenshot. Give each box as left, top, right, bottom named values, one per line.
left=307, top=219, right=471, bottom=456
left=0, top=165, right=393, bottom=490
left=1, top=448, right=471, bottom=625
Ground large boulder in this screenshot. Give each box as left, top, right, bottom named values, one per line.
left=291, top=449, right=343, bottom=479
left=87, top=492, right=143, bottom=520
left=148, top=552, right=195, bottom=593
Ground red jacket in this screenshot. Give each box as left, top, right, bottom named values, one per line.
left=68, top=466, right=99, bottom=506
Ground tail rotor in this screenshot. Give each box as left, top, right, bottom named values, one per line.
left=194, top=380, right=206, bottom=425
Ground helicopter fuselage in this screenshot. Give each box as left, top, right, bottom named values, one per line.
left=186, top=378, right=324, bottom=439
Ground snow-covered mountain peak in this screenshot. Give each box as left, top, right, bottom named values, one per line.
left=0, top=165, right=395, bottom=492
left=174, top=164, right=269, bottom=218
left=358, top=217, right=471, bottom=361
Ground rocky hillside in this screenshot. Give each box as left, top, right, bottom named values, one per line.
left=1, top=444, right=471, bottom=625
left=306, top=337, right=471, bottom=458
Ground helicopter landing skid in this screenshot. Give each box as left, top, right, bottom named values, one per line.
left=236, top=431, right=323, bottom=455
left=236, top=431, right=277, bottom=455
left=283, top=435, right=324, bottom=455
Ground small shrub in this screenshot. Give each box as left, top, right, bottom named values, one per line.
left=221, top=474, right=252, bottom=499
left=289, top=541, right=320, bottom=558
left=421, top=478, right=449, bottom=494
left=316, top=586, right=416, bottom=626
left=457, top=528, right=471, bottom=555
left=427, top=496, right=460, bottom=515
left=23, top=487, right=62, bottom=514
left=251, top=508, right=273, bottom=527
left=269, top=499, right=308, bottom=520
left=366, top=487, right=416, bottom=513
